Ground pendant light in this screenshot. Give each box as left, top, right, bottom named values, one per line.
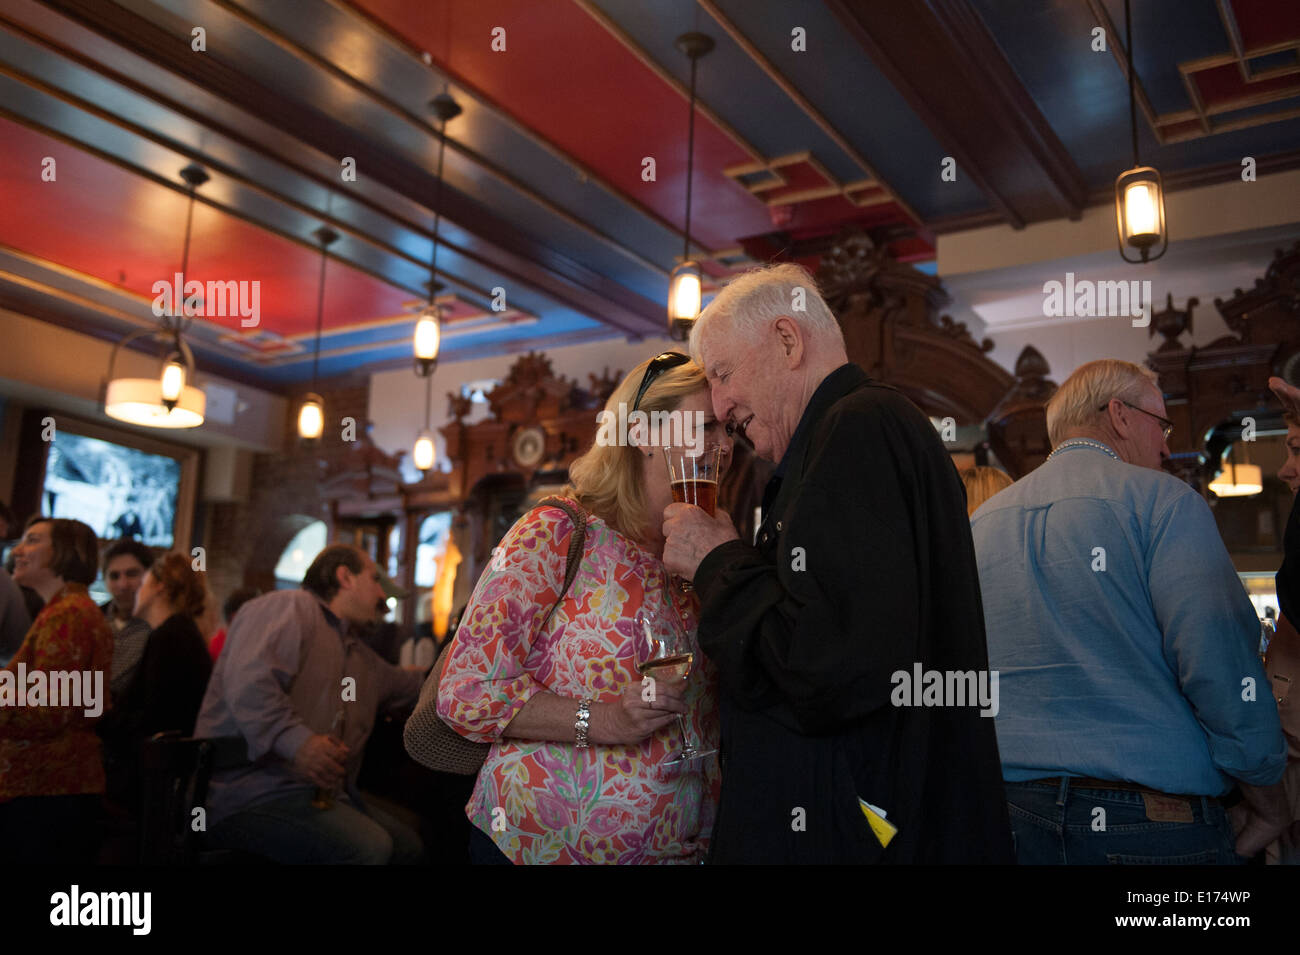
left=667, top=31, right=714, bottom=340
left=103, top=164, right=208, bottom=429
left=1209, top=443, right=1262, bottom=497
left=411, top=90, right=462, bottom=473
left=1114, top=0, right=1167, bottom=264
left=298, top=224, right=338, bottom=440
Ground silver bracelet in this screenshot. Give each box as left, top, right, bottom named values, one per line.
left=575, top=698, right=593, bottom=748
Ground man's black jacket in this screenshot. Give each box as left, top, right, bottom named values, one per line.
left=695, top=363, right=1014, bottom=864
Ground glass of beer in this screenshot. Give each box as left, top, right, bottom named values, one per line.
left=663, top=444, right=723, bottom=515
left=312, top=708, right=346, bottom=810
left=662, top=444, right=723, bottom=594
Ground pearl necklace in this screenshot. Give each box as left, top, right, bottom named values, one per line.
left=1047, top=438, right=1119, bottom=462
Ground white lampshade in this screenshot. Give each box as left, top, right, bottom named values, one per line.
left=105, top=377, right=205, bottom=429
left=668, top=262, right=702, bottom=340
left=298, top=394, right=324, bottom=440
left=1114, top=165, right=1167, bottom=263
left=413, top=431, right=436, bottom=472
left=160, top=356, right=186, bottom=404
left=1124, top=181, right=1159, bottom=239
left=414, top=310, right=441, bottom=363
left=1208, top=462, right=1263, bottom=497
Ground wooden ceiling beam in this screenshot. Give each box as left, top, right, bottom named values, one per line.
left=826, top=0, right=1089, bottom=229
left=35, top=0, right=667, bottom=338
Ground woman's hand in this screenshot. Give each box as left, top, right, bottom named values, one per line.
left=589, top=679, right=689, bottom=745
left=1270, top=376, right=1300, bottom=421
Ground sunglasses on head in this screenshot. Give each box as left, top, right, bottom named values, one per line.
left=631, top=352, right=690, bottom=412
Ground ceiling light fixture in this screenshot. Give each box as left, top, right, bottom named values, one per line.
left=298, top=224, right=339, bottom=440
left=103, top=164, right=208, bottom=429
left=1114, top=0, right=1167, bottom=264
left=1209, top=443, right=1262, bottom=497
left=667, top=31, right=714, bottom=340
left=412, top=89, right=462, bottom=473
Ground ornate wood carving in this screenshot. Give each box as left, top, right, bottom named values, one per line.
left=984, top=346, right=1058, bottom=478
left=1148, top=246, right=1300, bottom=492
left=442, top=352, right=615, bottom=493
left=319, top=425, right=405, bottom=513
left=1214, top=240, right=1300, bottom=381
left=814, top=228, right=1014, bottom=426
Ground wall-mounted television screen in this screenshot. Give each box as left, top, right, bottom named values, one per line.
left=42, top=431, right=183, bottom=548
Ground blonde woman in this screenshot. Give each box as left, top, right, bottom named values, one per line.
left=438, top=353, right=732, bottom=864
left=961, top=465, right=1014, bottom=517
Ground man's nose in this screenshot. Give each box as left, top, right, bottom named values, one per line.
left=711, top=387, right=732, bottom=425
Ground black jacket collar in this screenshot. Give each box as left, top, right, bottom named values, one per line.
left=759, top=363, right=870, bottom=538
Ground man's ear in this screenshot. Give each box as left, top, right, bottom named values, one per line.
left=1104, top=400, right=1135, bottom=440
left=334, top=564, right=354, bottom=593
left=773, top=316, right=804, bottom=368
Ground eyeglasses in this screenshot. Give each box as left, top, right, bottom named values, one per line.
left=632, top=351, right=690, bottom=412
left=1098, top=400, right=1173, bottom=441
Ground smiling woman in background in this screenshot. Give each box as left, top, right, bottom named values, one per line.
left=0, top=517, right=113, bottom=864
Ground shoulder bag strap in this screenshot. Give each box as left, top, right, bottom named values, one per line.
left=536, top=496, right=589, bottom=631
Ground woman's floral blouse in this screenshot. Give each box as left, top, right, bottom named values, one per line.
left=438, top=500, right=720, bottom=864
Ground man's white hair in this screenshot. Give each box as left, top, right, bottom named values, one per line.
left=1045, top=359, right=1161, bottom=447
left=688, top=262, right=844, bottom=366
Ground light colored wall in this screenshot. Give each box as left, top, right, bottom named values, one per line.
left=0, top=308, right=286, bottom=452
left=938, top=167, right=1300, bottom=276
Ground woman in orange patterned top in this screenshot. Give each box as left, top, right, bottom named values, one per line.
left=438, top=354, right=732, bottom=864
left=0, top=517, right=113, bottom=864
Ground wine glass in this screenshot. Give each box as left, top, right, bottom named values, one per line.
left=632, top=607, right=715, bottom=767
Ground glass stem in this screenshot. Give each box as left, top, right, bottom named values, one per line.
left=676, top=714, right=695, bottom=758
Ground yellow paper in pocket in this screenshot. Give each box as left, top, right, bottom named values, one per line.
left=858, top=797, right=898, bottom=848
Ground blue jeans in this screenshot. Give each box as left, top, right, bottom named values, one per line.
left=208, top=790, right=424, bottom=864
left=1005, top=779, right=1243, bottom=865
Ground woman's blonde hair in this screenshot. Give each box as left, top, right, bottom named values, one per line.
left=960, top=466, right=1014, bottom=517
left=563, top=355, right=706, bottom=542
left=1045, top=359, right=1160, bottom=448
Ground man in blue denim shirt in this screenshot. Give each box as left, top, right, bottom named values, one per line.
left=972, top=359, right=1287, bottom=864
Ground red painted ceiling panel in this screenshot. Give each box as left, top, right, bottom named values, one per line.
left=0, top=119, right=411, bottom=339
left=1229, top=0, right=1300, bottom=51
left=347, top=0, right=775, bottom=251
left=1191, top=62, right=1300, bottom=105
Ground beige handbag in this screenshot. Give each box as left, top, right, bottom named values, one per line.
left=403, top=497, right=589, bottom=774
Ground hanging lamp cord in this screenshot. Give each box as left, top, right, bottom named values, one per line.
left=310, top=233, right=328, bottom=392
left=1125, top=0, right=1138, bottom=169
left=429, top=98, right=450, bottom=306
left=176, top=181, right=198, bottom=335
left=683, top=54, right=698, bottom=263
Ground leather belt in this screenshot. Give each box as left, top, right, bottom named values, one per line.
left=1027, top=776, right=1216, bottom=805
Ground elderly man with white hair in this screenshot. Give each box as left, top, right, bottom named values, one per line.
left=661, top=262, right=1013, bottom=864
left=971, top=358, right=1287, bottom=865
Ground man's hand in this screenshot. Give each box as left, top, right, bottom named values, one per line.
left=1232, top=781, right=1290, bottom=857
left=292, top=733, right=349, bottom=789
left=1270, top=376, right=1300, bottom=422
left=589, top=681, right=687, bottom=745
left=662, top=503, right=740, bottom=582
